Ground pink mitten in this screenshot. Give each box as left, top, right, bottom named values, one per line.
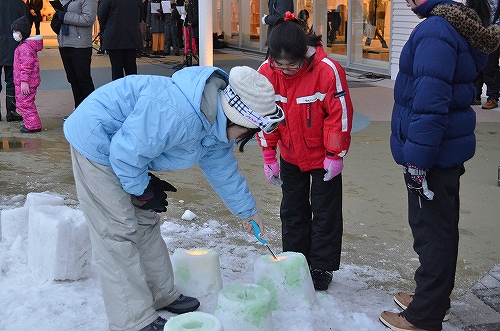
left=263, top=149, right=282, bottom=186
left=323, top=157, right=344, bottom=181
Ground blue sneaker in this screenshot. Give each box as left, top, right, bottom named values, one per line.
left=139, top=316, right=167, bottom=331
left=161, top=294, right=200, bottom=314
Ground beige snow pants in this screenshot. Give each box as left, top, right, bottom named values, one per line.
left=70, top=147, right=180, bottom=331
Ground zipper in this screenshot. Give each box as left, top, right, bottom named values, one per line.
left=307, top=103, right=311, bottom=127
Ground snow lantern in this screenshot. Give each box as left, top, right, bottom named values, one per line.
left=164, top=311, right=223, bottom=331
left=214, top=283, right=273, bottom=331
left=254, top=251, right=316, bottom=311
left=172, top=247, right=223, bottom=298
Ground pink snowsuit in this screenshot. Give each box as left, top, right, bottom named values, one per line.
left=14, top=35, right=43, bottom=131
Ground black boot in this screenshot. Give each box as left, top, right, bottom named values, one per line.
left=6, top=96, right=22, bottom=122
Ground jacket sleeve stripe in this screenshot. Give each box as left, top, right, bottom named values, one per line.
left=321, top=58, right=349, bottom=133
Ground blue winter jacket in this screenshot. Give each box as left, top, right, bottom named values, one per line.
left=390, top=0, right=488, bottom=169
left=63, top=66, right=258, bottom=219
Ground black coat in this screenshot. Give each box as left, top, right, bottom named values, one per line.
left=28, top=0, right=43, bottom=23
left=0, top=0, right=29, bottom=66
left=98, top=0, right=143, bottom=50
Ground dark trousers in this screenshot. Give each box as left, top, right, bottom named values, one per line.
left=280, top=158, right=343, bottom=271
left=474, top=46, right=500, bottom=100
left=164, top=25, right=179, bottom=54
left=107, top=49, right=138, bottom=81
left=59, top=47, right=95, bottom=108
left=0, top=66, right=16, bottom=115
left=29, top=17, right=41, bottom=35
left=403, top=165, right=463, bottom=331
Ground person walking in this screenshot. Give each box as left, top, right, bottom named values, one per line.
left=27, top=0, right=43, bottom=35
left=0, top=0, right=28, bottom=122
left=379, top=0, right=500, bottom=330
left=146, top=0, right=165, bottom=55
left=261, top=0, right=294, bottom=57
left=256, top=12, right=354, bottom=291
left=163, top=0, right=180, bottom=56
left=63, top=65, right=283, bottom=331
left=11, top=16, right=43, bottom=133
left=98, top=0, right=144, bottom=80
left=472, top=0, right=500, bottom=109
left=55, top=0, right=97, bottom=113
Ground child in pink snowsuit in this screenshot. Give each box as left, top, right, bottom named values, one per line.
left=11, top=16, right=43, bottom=133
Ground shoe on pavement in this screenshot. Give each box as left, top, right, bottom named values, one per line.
left=161, top=294, right=200, bottom=314
left=394, top=292, right=450, bottom=322
left=379, top=311, right=430, bottom=331
left=482, top=99, right=498, bottom=109
left=19, top=124, right=41, bottom=133
left=471, top=99, right=482, bottom=105
left=6, top=111, right=23, bottom=122
left=310, top=269, right=333, bottom=291
left=139, top=316, right=167, bottom=331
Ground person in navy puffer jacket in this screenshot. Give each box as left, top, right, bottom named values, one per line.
left=380, top=0, right=500, bottom=330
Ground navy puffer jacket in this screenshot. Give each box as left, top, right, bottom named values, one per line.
left=390, top=0, right=492, bottom=169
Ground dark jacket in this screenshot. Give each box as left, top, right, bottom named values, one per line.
left=390, top=0, right=500, bottom=169
left=264, top=0, right=294, bottom=39
left=186, top=0, right=198, bottom=38
left=28, top=0, right=43, bottom=23
left=98, top=0, right=143, bottom=50
left=0, top=0, right=29, bottom=66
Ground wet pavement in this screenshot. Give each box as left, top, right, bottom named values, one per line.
left=0, top=47, right=500, bottom=330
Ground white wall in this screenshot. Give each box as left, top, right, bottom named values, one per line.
left=390, top=0, right=422, bottom=79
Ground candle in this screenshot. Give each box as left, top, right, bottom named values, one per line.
left=254, top=251, right=316, bottom=311
left=214, top=284, right=273, bottom=331
left=164, top=311, right=223, bottom=331
left=172, top=247, right=223, bottom=298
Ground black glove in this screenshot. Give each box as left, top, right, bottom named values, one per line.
left=403, top=163, right=434, bottom=200
left=135, top=182, right=168, bottom=212
left=148, top=172, right=177, bottom=193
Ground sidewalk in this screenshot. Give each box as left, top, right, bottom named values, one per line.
left=2, top=46, right=500, bottom=330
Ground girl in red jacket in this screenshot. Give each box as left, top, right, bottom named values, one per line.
left=257, top=12, right=354, bottom=291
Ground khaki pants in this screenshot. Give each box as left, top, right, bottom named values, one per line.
left=70, top=147, right=179, bottom=331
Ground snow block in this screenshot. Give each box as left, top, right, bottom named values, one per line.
left=172, top=247, right=223, bottom=298
left=254, top=252, right=316, bottom=311
left=1, top=206, right=29, bottom=243
left=214, top=284, right=273, bottom=331
left=28, top=205, right=92, bottom=281
left=164, top=311, right=223, bottom=331
left=24, top=192, right=65, bottom=207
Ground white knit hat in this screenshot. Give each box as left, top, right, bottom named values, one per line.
left=220, top=66, right=276, bottom=129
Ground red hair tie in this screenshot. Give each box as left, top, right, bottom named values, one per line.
left=284, top=11, right=296, bottom=21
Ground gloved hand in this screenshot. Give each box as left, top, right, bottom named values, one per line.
left=148, top=172, right=177, bottom=193
left=403, top=163, right=434, bottom=200
left=263, top=149, right=282, bottom=187
left=136, top=173, right=177, bottom=212
left=261, top=14, right=268, bottom=25
left=323, top=157, right=343, bottom=181
left=21, top=82, right=30, bottom=95
left=135, top=183, right=168, bottom=212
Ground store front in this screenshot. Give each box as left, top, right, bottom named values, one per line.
left=216, top=0, right=392, bottom=76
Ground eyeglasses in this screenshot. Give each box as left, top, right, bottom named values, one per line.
left=270, top=59, right=303, bottom=73
left=223, top=85, right=284, bottom=134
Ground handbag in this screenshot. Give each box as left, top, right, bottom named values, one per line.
left=50, top=0, right=71, bottom=34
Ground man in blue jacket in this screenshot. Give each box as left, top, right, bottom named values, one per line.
left=380, top=0, right=500, bottom=330
left=64, top=65, right=283, bottom=331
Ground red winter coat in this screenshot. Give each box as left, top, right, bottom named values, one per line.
left=257, top=45, right=354, bottom=172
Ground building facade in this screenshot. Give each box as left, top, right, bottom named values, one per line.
left=215, top=0, right=422, bottom=79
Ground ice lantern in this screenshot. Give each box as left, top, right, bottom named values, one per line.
left=172, top=247, right=223, bottom=298
left=214, top=283, right=273, bottom=331
left=164, top=311, right=223, bottom=331
left=254, top=251, right=316, bottom=311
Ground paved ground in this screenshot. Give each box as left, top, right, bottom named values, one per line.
left=1, top=46, right=499, bottom=330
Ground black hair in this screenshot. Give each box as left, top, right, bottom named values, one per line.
left=236, top=128, right=260, bottom=152
left=268, top=18, right=322, bottom=63
left=466, top=0, right=491, bottom=27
